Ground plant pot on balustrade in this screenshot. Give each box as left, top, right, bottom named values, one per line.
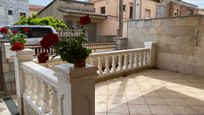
left=73, top=55, right=86, bottom=67
left=21, top=45, right=25, bottom=50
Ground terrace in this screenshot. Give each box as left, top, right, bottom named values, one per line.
left=1, top=15, right=204, bottom=115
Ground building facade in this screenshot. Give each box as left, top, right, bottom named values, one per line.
left=0, top=0, right=29, bottom=26
left=29, top=4, right=45, bottom=16
left=156, top=0, right=199, bottom=18
left=37, top=0, right=107, bottom=42
left=199, top=9, right=204, bottom=15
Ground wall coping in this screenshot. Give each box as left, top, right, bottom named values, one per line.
left=113, top=37, right=128, bottom=40
left=128, top=15, right=204, bottom=22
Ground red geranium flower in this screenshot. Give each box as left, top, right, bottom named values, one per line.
left=79, top=15, right=92, bottom=25
left=0, top=27, right=8, bottom=34
left=40, top=34, right=59, bottom=49
left=72, top=27, right=74, bottom=29
left=24, top=27, right=29, bottom=32
left=38, top=52, right=49, bottom=63
left=13, top=31, right=18, bottom=34
left=11, top=42, right=23, bottom=51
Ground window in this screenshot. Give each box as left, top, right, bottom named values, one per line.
left=8, top=10, right=13, bottom=15
left=123, top=5, right=126, bottom=11
left=101, top=7, right=105, bottom=14
left=66, top=21, right=73, bottom=29
left=145, top=9, right=151, bottom=19
left=129, top=7, right=133, bottom=19
left=174, top=9, right=178, bottom=16
left=20, top=12, right=26, bottom=17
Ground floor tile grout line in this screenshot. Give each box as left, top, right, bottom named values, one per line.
left=133, top=72, right=154, bottom=115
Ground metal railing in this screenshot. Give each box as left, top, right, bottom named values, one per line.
left=25, top=41, right=116, bottom=56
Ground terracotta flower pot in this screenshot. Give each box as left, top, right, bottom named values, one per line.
left=21, top=45, right=25, bottom=50
left=73, top=55, right=86, bottom=67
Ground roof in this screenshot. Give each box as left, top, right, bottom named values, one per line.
left=29, top=4, right=45, bottom=10
left=58, top=8, right=107, bottom=17
left=176, top=0, right=198, bottom=7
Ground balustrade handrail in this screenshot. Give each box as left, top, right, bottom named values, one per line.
left=89, top=48, right=150, bottom=57
left=21, top=61, right=58, bottom=89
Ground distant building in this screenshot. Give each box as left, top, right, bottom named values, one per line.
left=29, top=4, right=45, bottom=16
left=156, top=0, right=199, bottom=18
left=198, top=9, right=204, bottom=15
left=37, top=0, right=107, bottom=42
left=0, top=0, right=29, bottom=26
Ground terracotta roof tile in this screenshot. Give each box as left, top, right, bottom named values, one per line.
left=29, top=4, right=45, bottom=10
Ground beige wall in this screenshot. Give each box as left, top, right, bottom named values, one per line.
left=127, top=15, right=204, bottom=77
left=199, top=10, right=204, bottom=15
left=92, top=0, right=157, bottom=19
left=29, top=9, right=40, bottom=16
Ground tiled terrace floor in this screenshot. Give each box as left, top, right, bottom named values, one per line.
left=95, top=69, right=204, bottom=115
left=1, top=69, right=204, bottom=115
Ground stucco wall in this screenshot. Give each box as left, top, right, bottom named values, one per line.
left=127, top=15, right=204, bottom=77
left=0, top=0, right=29, bottom=26
left=93, top=0, right=157, bottom=19
left=29, top=9, right=40, bottom=16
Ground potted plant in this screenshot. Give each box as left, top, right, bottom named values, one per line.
left=38, top=15, right=92, bottom=67
left=0, top=27, right=28, bottom=51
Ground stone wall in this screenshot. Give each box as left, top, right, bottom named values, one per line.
left=127, top=15, right=204, bottom=77
left=0, top=41, right=16, bottom=96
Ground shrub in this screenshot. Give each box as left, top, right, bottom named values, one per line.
left=14, top=14, right=68, bottom=29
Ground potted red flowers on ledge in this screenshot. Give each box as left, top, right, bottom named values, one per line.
left=0, top=27, right=28, bottom=51
left=38, top=15, right=92, bottom=67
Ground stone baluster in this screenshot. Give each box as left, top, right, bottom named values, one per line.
left=111, top=55, right=117, bottom=72
left=129, top=53, right=134, bottom=69
left=35, top=79, right=43, bottom=107
left=89, top=57, right=95, bottom=65
left=117, top=54, right=123, bottom=71
left=49, top=86, right=59, bottom=115
left=97, top=56, right=103, bottom=76
left=140, top=51, right=143, bottom=66
left=30, top=74, right=37, bottom=101
left=24, top=70, right=31, bottom=96
left=134, top=52, right=139, bottom=67
left=144, top=51, right=148, bottom=65
left=104, top=55, right=110, bottom=74
left=41, top=82, right=51, bottom=113
left=123, top=54, right=128, bottom=70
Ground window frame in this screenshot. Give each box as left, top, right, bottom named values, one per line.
left=20, top=12, right=26, bottom=17
left=101, top=7, right=105, bottom=14
left=123, top=5, right=126, bottom=11
left=8, top=10, right=13, bottom=15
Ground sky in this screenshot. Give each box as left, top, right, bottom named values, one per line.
left=29, top=0, right=204, bottom=9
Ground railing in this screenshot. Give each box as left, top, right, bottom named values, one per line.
left=14, top=42, right=156, bottom=115
left=21, top=61, right=59, bottom=115
left=56, top=28, right=89, bottom=38
left=25, top=41, right=116, bottom=56
left=87, top=48, right=151, bottom=77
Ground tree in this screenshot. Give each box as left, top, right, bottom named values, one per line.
left=14, top=14, right=68, bottom=29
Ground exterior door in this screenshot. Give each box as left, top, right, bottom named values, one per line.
left=145, top=9, right=150, bottom=19
left=129, top=7, right=133, bottom=19
left=0, top=50, right=4, bottom=92
left=77, top=22, right=97, bottom=42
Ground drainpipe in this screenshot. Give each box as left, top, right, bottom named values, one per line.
left=139, top=0, right=142, bottom=19
left=118, top=0, right=123, bottom=37
left=133, top=0, right=137, bottom=20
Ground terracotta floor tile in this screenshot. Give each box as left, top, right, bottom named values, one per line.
left=127, top=96, right=147, bottom=105
left=108, top=90, right=126, bottom=96
left=125, top=90, right=143, bottom=97
left=170, top=106, right=196, bottom=114
left=124, top=85, right=140, bottom=91
left=158, top=91, right=179, bottom=98
left=95, top=112, right=106, bottom=115
left=128, top=104, right=152, bottom=114
left=149, top=105, right=174, bottom=114
left=108, top=96, right=127, bottom=104
left=145, top=97, right=167, bottom=105
left=142, top=91, right=161, bottom=98
left=163, top=98, right=187, bottom=106
left=108, top=103, right=129, bottom=114
left=107, top=113, right=129, bottom=115
left=95, top=102, right=108, bottom=113
left=183, top=98, right=204, bottom=106
left=191, top=106, right=204, bottom=114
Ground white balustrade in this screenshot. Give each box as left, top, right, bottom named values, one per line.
left=86, top=46, right=153, bottom=77
left=16, top=42, right=156, bottom=115
left=21, top=61, right=58, bottom=115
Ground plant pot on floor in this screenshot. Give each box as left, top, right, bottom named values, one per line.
left=73, top=55, right=86, bottom=67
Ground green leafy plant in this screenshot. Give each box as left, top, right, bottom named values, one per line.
left=9, top=32, right=27, bottom=46
left=38, top=15, right=92, bottom=64
left=14, top=14, right=68, bottom=29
